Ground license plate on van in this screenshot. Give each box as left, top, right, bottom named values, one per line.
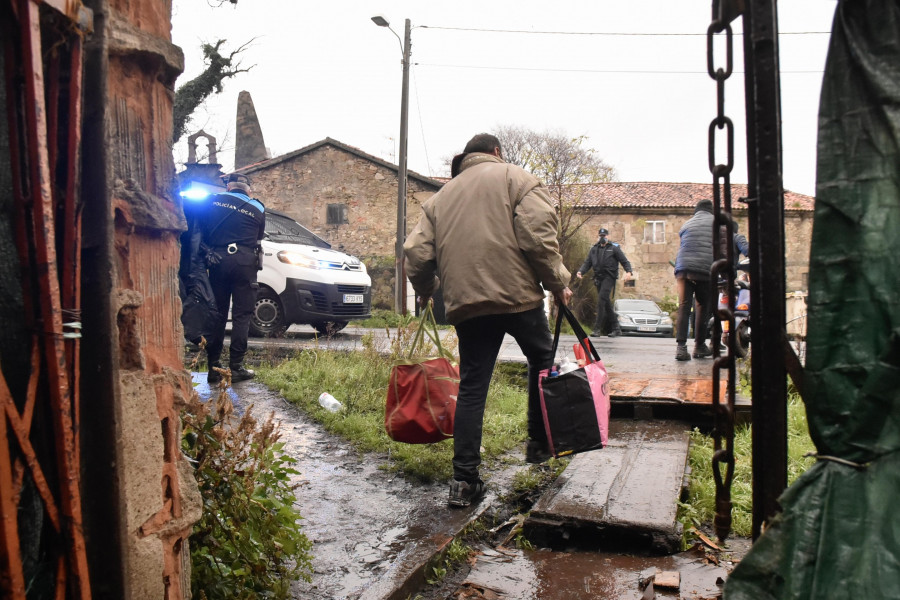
left=343, top=294, right=364, bottom=304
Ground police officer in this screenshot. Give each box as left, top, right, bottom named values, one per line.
left=576, top=227, right=634, bottom=337
left=201, top=173, right=265, bottom=383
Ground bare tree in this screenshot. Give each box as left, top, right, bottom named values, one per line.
left=493, top=126, right=616, bottom=257
left=173, top=39, right=255, bottom=143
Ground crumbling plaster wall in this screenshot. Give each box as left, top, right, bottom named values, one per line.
left=91, top=1, right=200, bottom=598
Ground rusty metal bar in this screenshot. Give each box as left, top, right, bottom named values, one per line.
left=1, top=376, right=62, bottom=533
left=17, top=0, right=92, bottom=594
left=63, top=34, right=84, bottom=457
left=0, top=390, right=26, bottom=596
left=48, top=50, right=61, bottom=197
left=742, top=0, right=789, bottom=539
left=1, top=12, right=29, bottom=598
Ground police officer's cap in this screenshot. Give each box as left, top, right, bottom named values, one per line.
left=598, top=228, right=609, bottom=236
left=224, top=173, right=251, bottom=185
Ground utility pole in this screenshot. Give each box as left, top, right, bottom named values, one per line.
left=396, top=18, right=411, bottom=314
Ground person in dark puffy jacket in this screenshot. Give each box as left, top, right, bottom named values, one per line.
left=674, top=199, right=714, bottom=361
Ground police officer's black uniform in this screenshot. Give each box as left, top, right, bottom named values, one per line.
left=577, top=229, right=633, bottom=336
left=200, top=179, right=265, bottom=381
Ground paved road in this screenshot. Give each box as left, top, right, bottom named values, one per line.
left=249, top=325, right=702, bottom=372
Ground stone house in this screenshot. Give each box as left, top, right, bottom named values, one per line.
left=564, top=182, right=815, bottom=303
left=236, top=143, right=814, bottom=308
left=235, top=137, right=443, bottom=258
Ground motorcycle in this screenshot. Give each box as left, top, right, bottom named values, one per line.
left=715, top=275, right=751, bottom=358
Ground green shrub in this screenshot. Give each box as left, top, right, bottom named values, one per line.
left=182, top=392, right=313, bottom=599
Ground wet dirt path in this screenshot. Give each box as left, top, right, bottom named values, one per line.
left=192, top=370, right=750, bottom=600
left=193, top=373, right=483, bottom=599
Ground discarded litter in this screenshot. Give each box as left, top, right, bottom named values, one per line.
left=654, top=570, right=681, bottom=590
left=318, top=392, right=342, bottom=412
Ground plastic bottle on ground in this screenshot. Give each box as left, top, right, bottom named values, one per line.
left=318, top=392, right=342, bottom=412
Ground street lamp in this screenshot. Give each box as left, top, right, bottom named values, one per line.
left=372, top=14, right=411, bottom=315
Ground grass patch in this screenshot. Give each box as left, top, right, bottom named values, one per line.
left=678, top=389, right=816, bottom=541
left=255, top=339, right=530, bottom=483
left=350, top=308, right=419, bottom=330
left=351, top=308, right=454, bottom=330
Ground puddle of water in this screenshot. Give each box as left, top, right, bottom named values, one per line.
left=465, top=547, right=730, bottom=600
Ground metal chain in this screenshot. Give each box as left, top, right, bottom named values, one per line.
left=707, top=1, right=737, bottom=542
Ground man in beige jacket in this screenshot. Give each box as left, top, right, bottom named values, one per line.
left=404, top=133, right=573, bottom=507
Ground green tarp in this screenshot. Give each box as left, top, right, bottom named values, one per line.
left=726, top=1, right=900, bottom=598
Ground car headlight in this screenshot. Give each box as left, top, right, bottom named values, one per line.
left=618, top=314, right=634, bottom=324
left=660, top=316, right=673, bottom=326
left=277, top=250, right=321, bottom=269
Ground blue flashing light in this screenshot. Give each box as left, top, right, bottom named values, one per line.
left=180, top=186, right=211, bottom=201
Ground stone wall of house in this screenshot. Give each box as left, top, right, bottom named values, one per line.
left=246, top=145, right=437, bottom=259
left=578, top=209, right=812, bottom=303
left=79, top=2, right=200, bottom=597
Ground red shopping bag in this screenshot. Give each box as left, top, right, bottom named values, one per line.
left=538, top=304, right=611, bottom=457
left=385, top=305, right=459, bottom=444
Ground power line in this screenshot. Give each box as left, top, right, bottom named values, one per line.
left=415, top=62, right=824, bottom=75
left=419, top=25, right=830, bottom=36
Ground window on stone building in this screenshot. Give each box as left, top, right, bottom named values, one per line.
left=643, top=220, right=666, bottom=244
left=327, top=203, right=349, bottom=225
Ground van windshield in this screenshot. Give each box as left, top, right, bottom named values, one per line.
left=265, top=212, right=331, bottom=249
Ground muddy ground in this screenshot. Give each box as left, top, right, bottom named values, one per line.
left=193, top=371, right=751, bottom=600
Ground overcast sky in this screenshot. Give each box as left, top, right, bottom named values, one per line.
left=171, top=1, right=837, bottom=196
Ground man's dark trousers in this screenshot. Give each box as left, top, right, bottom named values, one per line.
left=206, top=248, right=259, bottom=368
left=453, top=307, right=554, bottom=483
left=593, top=276, right=618, bottom=334
left=675, top=275, right=712, bottom=345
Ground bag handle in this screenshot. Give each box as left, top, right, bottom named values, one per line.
left=551, top=303, right=602, bottom=364
left=408, top=303, right=454, bottom=361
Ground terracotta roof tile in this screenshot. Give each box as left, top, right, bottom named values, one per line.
left=557, top=181, right=814, bottom=212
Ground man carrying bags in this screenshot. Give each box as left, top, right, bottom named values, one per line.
left=404, top=133, right=572, bottom=508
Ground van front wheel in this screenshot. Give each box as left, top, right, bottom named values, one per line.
left=250, top=288, right=288, bottom=337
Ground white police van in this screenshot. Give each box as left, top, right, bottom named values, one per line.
left=251, top=209, right=372, bottom=336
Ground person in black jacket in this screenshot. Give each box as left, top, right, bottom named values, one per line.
left=200, top=173, right=266, bottom=383
left=576, top=227, right=634, bottom=337
left=674, top=200, right=714, bottom=361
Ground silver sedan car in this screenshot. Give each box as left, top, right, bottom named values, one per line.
left=614, top=299, right=674, bottom=336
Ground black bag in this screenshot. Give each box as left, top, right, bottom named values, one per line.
left=538, top=304, right=611, bottom=458
left=180, top=245, right=219, bottom=345
left=181, top=287, right=219, bottom=345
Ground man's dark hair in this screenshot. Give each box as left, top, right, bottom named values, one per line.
left=463, top=133, right=502, bottom=155
left=450, top=134, right=503, bottom=178
left=695, top=199, right=713, bottom=213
